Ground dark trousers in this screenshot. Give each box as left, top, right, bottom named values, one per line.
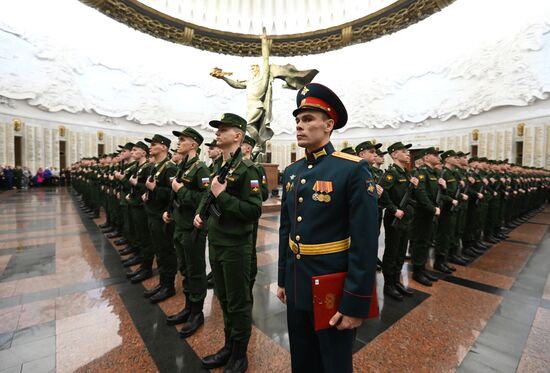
left=287, top=302, right=354, bottom=373
left=130, top=205, right=152, bottom=264
left=146, top=213, right=176, bottom=278
left=209, top=241, right=252, bottom=342
left=382, top=214, right=409, bottom=277
left=410, top=213, right=435, bottom=266
left=174, top=226, right=207, bottom=302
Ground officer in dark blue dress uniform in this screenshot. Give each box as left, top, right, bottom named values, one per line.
left=277, top=83, right=379, bottom=373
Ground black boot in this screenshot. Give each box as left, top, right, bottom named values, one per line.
left=448, top=254, right=468, bottom=266
left=131, top=268, right=153, bottom=284
left=202, top=332, right=232, bottom=369
left=179, top=300, right=205, bottom=338
left=122, top=255, right=142, bottom=267
left=383, top=273, right=403, bottom=301
left=412, top=265, right=432, bottom=286
left=423, top=268, right=439, bottom=282
left=126, top=267, right=141, bottom=279
left=166, top=293, right=192, bottom=325
left=143, top=279, right=163, bottom=298
left=394, top=273, right=413, bottom=296
left=434, top=257, right=452, bottom=274
left=114, top=238, right=128, bottom=246
left=119, top=246, right=137, bottom=256
left=150, top=276, right=175, bottom=304
left=101, top=227, right=115, bottom=234
left=206, top=271, right=215, bottom=289
left=99, top=222, right=111, bottom=229
left=224, top=340, right=249, bottom=373
left=106, top=231, right=122, bottom=239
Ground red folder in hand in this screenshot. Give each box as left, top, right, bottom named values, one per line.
left=312, top=272, right=379, bottom=331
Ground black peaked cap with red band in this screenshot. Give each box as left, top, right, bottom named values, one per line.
left=292, top=83, right=348, bottom=129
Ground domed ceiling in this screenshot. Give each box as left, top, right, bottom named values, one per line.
left=79, top=0, right=455, bottom=55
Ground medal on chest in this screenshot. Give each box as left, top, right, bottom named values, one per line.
left=312, top=180, right=333, bottom=203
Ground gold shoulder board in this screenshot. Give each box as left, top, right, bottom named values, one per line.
left=332, top=151, right=361, bottom=162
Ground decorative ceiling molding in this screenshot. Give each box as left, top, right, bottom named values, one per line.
left=79, top=0, right=455, bottom=56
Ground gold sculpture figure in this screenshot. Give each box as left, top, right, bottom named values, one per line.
left=211, top=28, right=318, bottom=161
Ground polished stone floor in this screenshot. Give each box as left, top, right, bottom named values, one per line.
left=0, top=187, right=549, bottom=372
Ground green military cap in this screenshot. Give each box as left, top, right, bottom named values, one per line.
left=92, top=156, right=99, bottom=161
left=478, top=157, right=489, bottom=162
left=376, top=149, right=388, bottom=156
left=205, top=139, right=218, bottom=147
left=413, top=149, right=426, bottom=161
left=468, top=156, right=479, bottom=163
left=424, top=147, right=443, bottom=156
left=209, top=113, right=247, bottom=132
left=387, top=142, right=412, bottom=154
left=440, top=150, right=457, bottom=161
left=341, top=146, right=356, bottom=155
left=355, top=141, right=382, bottom=154
left=172, top=127, right=204, bottom=145
left=118, top=142, right=135, bottom=151
left=145, top=134, right=171, bottom=148
left=503, top=158, right=509, bottom=163
left=456, top=151, right=470, bottom=157
left=243, top=135, right=256, bottom=147
left=133, top=141, right=149, bottom=153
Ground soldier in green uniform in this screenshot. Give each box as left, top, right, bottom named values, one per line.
left=241, top=135, right=269, bottom=294
left=434, top=150, right=461, bottom=273
left=355, top=141, right=381, bottom=169
left=340, top=146, right=356, bottom=155
left=379, top=142, right=418, bottom=300
left=447, top=151, right=471, bottom=265
left=410, top=147, right=443, bottom=286
left=123, top=142, right=156, bottom=281
left=204, top=139, right=221, bottom=288
left=141, top=134, right=178, bottom=303
left=194, top=113, right=262, bottom=372
left=277, top=83, right=378, bottom=373
left=163, top=128, right=210, bottom=338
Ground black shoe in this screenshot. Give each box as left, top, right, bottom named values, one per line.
left=167, top=303, right=192, bottom=326
left=412, top=271, right=432, bottom=286
left=462, top=248, right=478, bottom=259
left=224, top=341, right=248, bottom=373
left=88, top=212, right=99, bottom=219
left=179, top=311, right=204, bottom=338
left=106, top=232, right=122, bottom=239
left=468, top=247, right=484, bottom=256
left=149, top=286, right=175, bottom=304
left=201, top=343, right=232, bottom=369
left=99, top=223, right=111, bottom=229
left=474, top=242, right=489, bottom=251
left=114, top=238, right=128, bottom=246
left=131, top=269, right=153, bottom=284
left=119, top=246, right=137, bottom=256
left=123, top=256, right=142, bottom=267
left=383, top=284, right=403, bottom=301
left=448, top=255, right=468, bottom=266
left=207, top=271, right=215, bottom=289
left=143, top=283, right=162, bottom=298
left=423, top=270, right=439, bottom=282
left=126, top=268, right=141, bottom=279
left=434, top=261, right=452, bottom=274
left=444, top=262, right=456, bottom=272
left=101, top=227, right=115, bottom=234
left=394, top=274, right=413, bottom=296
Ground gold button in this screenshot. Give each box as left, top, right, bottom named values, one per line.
left=296, top=254, right=301, bottom=260
left=301, top=179, right=306, bottom=184
left=297, top=216, right=302, bottom=222
left=298, top=197, right=304, bottom=203
left=295, top=235, right=301, bottom=241
left=308, top=165, right=313, bottom=169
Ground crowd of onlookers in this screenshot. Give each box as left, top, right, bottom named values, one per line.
left=0, top=165, right=71, bottom=190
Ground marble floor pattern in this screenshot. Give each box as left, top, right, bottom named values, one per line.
left=0, top=187, right=548, bottom=373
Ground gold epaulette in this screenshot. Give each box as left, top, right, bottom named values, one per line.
left=332, top=151, right=362, bottom=162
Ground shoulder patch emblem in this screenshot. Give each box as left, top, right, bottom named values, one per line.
left=201, top=177, right=210, bottom=187
left=418, top=174, right=426, bottom=181
left=250, top=179, right=260, bottom=193
left=332, top=151, right=362, bottom=162
left=385, top=174, right=394, bottom=182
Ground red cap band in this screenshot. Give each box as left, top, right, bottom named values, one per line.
left=299, top=97, right=338, bottom=124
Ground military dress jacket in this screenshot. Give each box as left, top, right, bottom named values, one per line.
left=128, top=161, right=153, bottom=206
left=174, top=156, right=210, bottom=230
left=379, top=164, right=415, bottom=225
left=144, top=157, right=177, bottom=216
left=439, top=166, right=458, bottom=210
left=197, top=152, right=263, bottom=246
left=277, top=142, right=378, bottom=317
left=413, top=165, right=439, bottom=216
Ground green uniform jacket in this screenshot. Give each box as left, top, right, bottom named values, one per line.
left=174, top=156, right=210, bottom=229
left=414, top=165, right=439, bottom=215
left=197, top=152, right=263, bottom=246
left=379, top=164, right=415, bottom=225
left=145, top=157, right=177, bottom=215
